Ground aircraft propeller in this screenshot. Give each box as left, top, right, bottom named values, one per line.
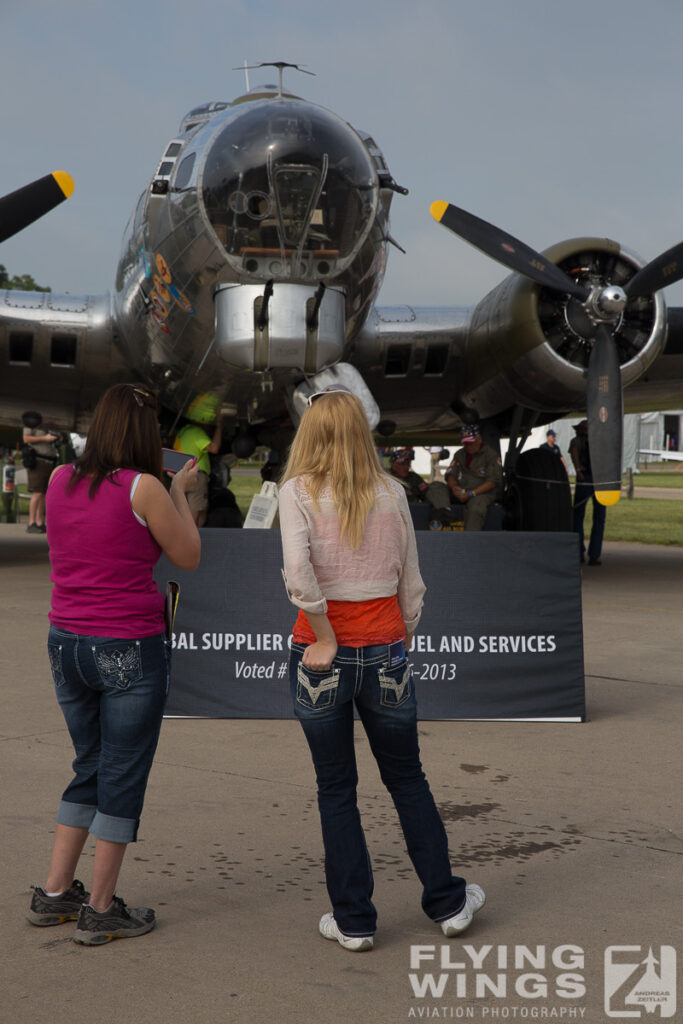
left=431, top=200, right=683, bottom=506
left=0, top=171, right=74, bottom=245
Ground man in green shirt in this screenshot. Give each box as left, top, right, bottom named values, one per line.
left=174, top=414, right=222, bottom=527
left=445, top=424, right=503, bottom=530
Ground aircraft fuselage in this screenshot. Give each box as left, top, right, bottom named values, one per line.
left=113, top=87, right=393, bottom=424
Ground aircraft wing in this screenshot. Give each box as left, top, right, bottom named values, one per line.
left=0, top=290, right=130, bottom=432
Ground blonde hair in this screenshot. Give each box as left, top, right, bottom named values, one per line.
left=282, top=392, right=388, bottom=548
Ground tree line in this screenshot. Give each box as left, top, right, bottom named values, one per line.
left=0, top=265, right=50, bottom=291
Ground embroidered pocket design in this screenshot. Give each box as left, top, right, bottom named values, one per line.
left=296, top=663, right=340, bottom=711
left=47, top=644, right=65, bottom=687
left=94, top=641, right=142, bottom=690
left=378, top=660, right=412, bottom=707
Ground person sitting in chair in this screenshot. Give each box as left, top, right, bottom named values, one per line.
left=445, top=424, right=503, bottom=531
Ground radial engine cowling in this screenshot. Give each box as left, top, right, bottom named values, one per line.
left=460, top=237, right=668, bottom=418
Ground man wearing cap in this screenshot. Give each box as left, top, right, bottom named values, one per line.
left=541, top=429, right=560, bottom=455
left=445, top=425, right=503, bottom=530
left=388, top=448, right=452, bottom=518
left=568, top=419, right=605, bottom=565
left=388, top=448, right=431, bottom=503
left=540, top=428, right=568, bottom=472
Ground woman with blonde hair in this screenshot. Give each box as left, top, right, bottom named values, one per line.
left=27, top=383, right=201, bottom=945
left=279, top=386, right=484, bottom=952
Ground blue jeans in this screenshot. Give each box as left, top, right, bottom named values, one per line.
left=47, top=625, right=170, bottom=843
left=290, top=641, right=466, bottom=937
left=573, top=473, right=606, bottom=561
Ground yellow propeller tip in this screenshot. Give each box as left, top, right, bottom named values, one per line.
left=430, top=200, right=448, bottom=222
left=52, top=171, right=74, bottom=198
left=595, top=490, right=621, bottom=507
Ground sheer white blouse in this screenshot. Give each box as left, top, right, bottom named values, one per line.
left=278, top=474, right=426, bottom=633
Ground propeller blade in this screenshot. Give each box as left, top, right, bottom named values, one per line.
left=430, top=200, right=589, bottom=300
left=624, top=238, right=683, bottom=298
left=586, top=324, right=623, bottom=506
left=0, top=171, right=74, bottom=244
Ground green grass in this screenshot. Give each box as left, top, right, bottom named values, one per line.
left=10, top=463, right=683, bottom=545
left=580, top=496, right=683, bottom=545
left=629, top=470, right=683, bottom=488
left=230, top=467, right=683, bottom=543
left=230, top=473, right=267, bottom=517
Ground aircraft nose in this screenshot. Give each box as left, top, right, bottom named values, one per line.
left=200, top=98, right=378, bottom=283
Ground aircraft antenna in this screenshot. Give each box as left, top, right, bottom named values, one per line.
left=243, top=60, right=250, bottom=92
left=233, top=61, right=315, bottom=99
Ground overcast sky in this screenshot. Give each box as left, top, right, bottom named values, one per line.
left=4, top=0, right=683, bottom=308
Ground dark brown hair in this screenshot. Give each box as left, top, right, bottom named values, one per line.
left=70, top=383, right=162, bottom=497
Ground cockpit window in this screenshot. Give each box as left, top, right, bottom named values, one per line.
left=175, top=152, right=196, bottom=191
left=271, top=162, right=325, bottom=247
left=201, top=99, right=378, bottom=276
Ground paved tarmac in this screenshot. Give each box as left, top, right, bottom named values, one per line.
left=2, top=525, right=680, bottom=1024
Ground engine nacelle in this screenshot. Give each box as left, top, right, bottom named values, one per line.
left=460, top=237, right=667, bottom=418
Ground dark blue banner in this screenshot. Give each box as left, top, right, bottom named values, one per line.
left=157, top=531, right=585, bottom=721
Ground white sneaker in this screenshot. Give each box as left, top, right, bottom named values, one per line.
left=319, top=912, right=374, bottom=952
left=440, top=884, right=486, bottom=936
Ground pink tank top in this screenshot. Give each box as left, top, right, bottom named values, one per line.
left=47, top=466, right=164, bottom=638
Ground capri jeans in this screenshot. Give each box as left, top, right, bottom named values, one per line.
left=47, top=625, right=170, bottom=843
left=290, top=641, right=466, bottom=937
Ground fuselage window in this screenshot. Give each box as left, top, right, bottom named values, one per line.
left=424, top=344, right=449, bottom=376
left=50, top=335, right=77, bottom=366
left=9, top=332, right=33, bottom=364
left=385, top=344, right=411, bottom=376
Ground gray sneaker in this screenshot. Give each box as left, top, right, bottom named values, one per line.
left=73, top=896, right=155, bottom=945
left=440, top=883, right=486, bottom=936
left=319, top=912, right=374, bottom=952
left=27, top=879, right=89, bottom=926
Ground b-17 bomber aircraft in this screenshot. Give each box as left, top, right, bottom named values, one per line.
left=3, top=62, right=683, bottom=528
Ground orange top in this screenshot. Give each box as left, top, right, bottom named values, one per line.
left=293, top=595, right=405, bottom=648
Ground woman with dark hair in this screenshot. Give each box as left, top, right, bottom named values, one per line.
left=279, top=387, right=485, bottom=952
left=27, top=383, right=201, bottom=945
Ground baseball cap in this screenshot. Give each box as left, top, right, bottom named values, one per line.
left=460, top=424, right=481, bottom=443
left=390, top=447, right=414, bottom=463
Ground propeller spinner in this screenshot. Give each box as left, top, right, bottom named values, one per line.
left=431, top=200, right=683, bottom=506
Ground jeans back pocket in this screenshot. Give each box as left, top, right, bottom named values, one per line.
left=93, top=640, right=143, bottom=690
left=378, top=660, right=412, bottom=707
left=47, top=643, right=65, bottom=688
left=296, top=662, right=340, bottom=711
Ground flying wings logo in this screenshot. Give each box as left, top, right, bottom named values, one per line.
left=604, top=946, right=676, bottom=1018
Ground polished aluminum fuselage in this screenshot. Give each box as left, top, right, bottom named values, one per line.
left=2, top=87, right=683, bottom=438
left=112, top=89, right=393, bottom=425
